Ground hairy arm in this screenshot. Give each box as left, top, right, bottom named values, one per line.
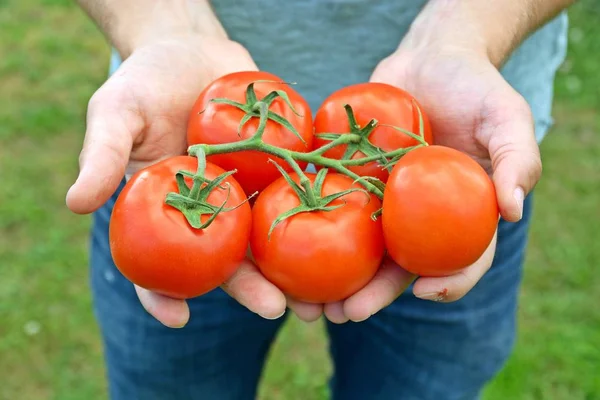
left=405, top=0, right=576, bottom=66
left=76, top=0, right=228, bottom=58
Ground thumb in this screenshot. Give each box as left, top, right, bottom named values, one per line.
left=66, top=78, right=144, bottom=214
left=479, top=94, right=542, bottom=222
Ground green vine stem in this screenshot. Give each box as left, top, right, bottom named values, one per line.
left=178, top=81, right=429, bottom=227
left=188, top=127, right=425, bottom=200
left=188, top=134, right=389, bottom=197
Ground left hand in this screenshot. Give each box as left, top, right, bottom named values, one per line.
left=300, top=39, right=543, bottom=324
left=358, top=42, right=540, bottom=307
left=322, top=0, right=557, bottom=322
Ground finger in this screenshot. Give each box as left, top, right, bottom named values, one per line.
left=413, top=231, right=497, bottom=302
left=286, top=296, right=323, bottom=322
left=66, top=78, right=144, bottom=214
left=135, top=285, right=190, bottom=328
left=324, top=301, right=348, bottom=324
left=247, top=248, right=321, bottom=322
left=477, top=92, right=541, bottom=222
left=343, top=258, right=416, bottom=322
left=221, top=259, right=287, bottom=320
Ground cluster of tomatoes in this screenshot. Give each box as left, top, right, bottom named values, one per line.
left=108, top=71, right=499, bottom=304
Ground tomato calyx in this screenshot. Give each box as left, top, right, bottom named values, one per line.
left=377, top=100, right=429, bottom=169
left=316, top=101, right=430, bottom=171
left=165, top=149, right=255, bottom=229
left=266, top=161, right=369, bottom=239
left=205, top=80, right=307, bottom=145
left=316, top=104, right=389, bottom=169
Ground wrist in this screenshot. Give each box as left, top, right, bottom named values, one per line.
left=398, top=0, right=571, bottom=68
left=398, top=1, right=501, bottom=66
left=92, top=0, right=228, bottom=59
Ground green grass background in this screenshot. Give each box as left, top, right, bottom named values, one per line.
left=0, top=1, right=598, bottom=399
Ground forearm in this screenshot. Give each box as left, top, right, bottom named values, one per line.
left=402, top=0, right=575, bottom=66
left=77, top=0, right=227, bottom=58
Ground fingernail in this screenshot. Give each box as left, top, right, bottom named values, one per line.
left=160, top=317, right=188, bottom=329
left=350, top=310, right=378, bottom=323
left=513, top=187, right=524, bottom=220
left=416, top=289, right=447, bottom=302
left=259, top=309, right=286, bottom=320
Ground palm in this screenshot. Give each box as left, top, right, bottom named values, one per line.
left=68, top=36, right=257, bottom=212
left=372, top=52, right=526, bottom=175
left=368, top=49, right=540, bottom=302
left=104, top=38, right=257, bottom=175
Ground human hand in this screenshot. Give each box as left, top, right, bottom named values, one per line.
left=65, top=36, right=305, bottom=327
left=366, top=25, right=541, bottom=303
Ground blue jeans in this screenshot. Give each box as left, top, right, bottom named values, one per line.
left=91, top=180, right=532, bottom=400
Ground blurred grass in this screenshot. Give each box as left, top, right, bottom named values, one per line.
left=0, top=1, right=598, bottom=399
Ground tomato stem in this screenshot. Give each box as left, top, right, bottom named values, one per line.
left=188, top=147, right=208, bottom=200
left=164, top=147, right=256, bottom=229
left=183, top=82, right=428, bottom=224
left=263, top=162, right=370, bottom=239
left=209, top=81, right=307, bottom=145
left=190, top=139, right=380, bottom=198
left=315, top=104, right=390, bottom=172
left=307, top=133, right=361, bottom=156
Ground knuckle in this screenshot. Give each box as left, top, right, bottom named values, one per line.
left=380, top=264, right=405, bottom=296
left=227, top=40, right=251, bottom=58
left=87, top=87, right=109, bottom=112
left=444, top=272, right=477, bottom=302
left=530, top=154, right=543, bottom=183
left=221, top=264, right=254, bottom=294
left=77, top=147, right=87, bottom=168
left=511, top=93, right=533, bottom=117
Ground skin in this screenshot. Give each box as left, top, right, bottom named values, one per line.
left=110, top=156, right=252, bottom=299
left=71, top=0, right=576, bottom=326
left=250, top=173, right=385, bottom=304
left=67, top=2, right=287, bottom=326
left=382, top=146, right=499, bottom=277
left=187, top=71, right=314, bottom=195
left=365, top=0, right=573, bottom=305
left=313, top=82, right=433, bottom=182
left=68, top=1, right=322, bottom=327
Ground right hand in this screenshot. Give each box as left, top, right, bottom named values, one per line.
left=66, top=36, right=320, bottom=327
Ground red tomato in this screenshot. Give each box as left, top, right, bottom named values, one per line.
left=187, top=71, right=313, bottom=195
left=313, top=82, right=433, bottom=182
left=382, top=145, right=498, bottom=276
left=250, top=172, right=385, bottom=303
left=109, top=156, right=251, bottom=299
